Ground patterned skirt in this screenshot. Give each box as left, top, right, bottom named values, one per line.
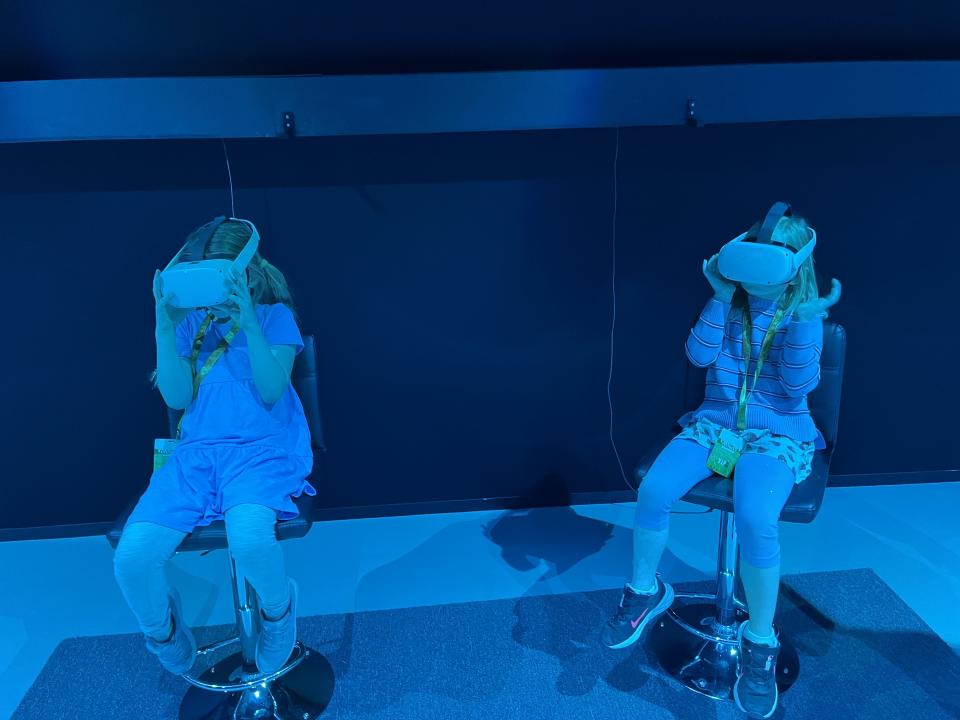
left=676, top=416, right=815, bottom=484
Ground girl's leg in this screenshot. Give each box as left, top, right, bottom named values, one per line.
left=113, top=521, right=188, bottom=640
left=631, top=439, right=714, bottom=590
left=224, top=503, right=291, bottom=619
left=732, top=453, right=795, bottom=642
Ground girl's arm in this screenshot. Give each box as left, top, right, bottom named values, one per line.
left=245, top=324, right=296, bottom=405
left=155, top=327, right=194, bottom=410
left=778, top=318, right=822, bottom=397
left=685, top=297, right=731, bottom=368
left=153, top=270, right=195, bottom=410
left=220, top=273, right=298, bottom=405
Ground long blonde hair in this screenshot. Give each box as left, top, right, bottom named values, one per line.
left=195, top=219, right=297, bottom=315
left=732, top=214, right=820, bottom=319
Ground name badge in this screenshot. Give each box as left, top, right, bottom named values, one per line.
left=153, top=439, right=179, bottom=472
left=706, top=429, right=745, bottom=478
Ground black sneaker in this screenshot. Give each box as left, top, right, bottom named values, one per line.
left=601, top=578, right=675, bottom=650
left=734, top=621, right=781, bottom=718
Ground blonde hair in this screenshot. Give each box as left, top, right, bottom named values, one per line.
left=193, top=219, right=298, bottom=316
left=733, top=214, right=821, bottom=319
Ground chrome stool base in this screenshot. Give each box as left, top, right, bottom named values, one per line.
left=179, top=642, right=335, bottom=720
left=649, top=595, right=799, bottom=701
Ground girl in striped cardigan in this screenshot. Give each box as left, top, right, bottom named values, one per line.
left=602, top=212, right=841, bottom=719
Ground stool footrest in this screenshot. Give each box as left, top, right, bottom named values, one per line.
left=650, top=601, right=800, bottom=701
left=673, top=590, right=749, bottom=612
left=195, top=634, right=240, bottom=657
left=184, top=641, right=308, bottom=692
left=667, top=591, right=749, bottom=642
left=179, top=644, right=335, bottom=720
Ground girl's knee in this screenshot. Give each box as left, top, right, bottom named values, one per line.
left=634, top=439, right=711, bottom=526
left=735, top=510, right=781, bottom=567
left=733, top=508, right=780, bottom=539
left=114, top=531, right=162, bottom=579
left=739, top=546, right=781, bottom=569
left=634, top=491, right=672, bottom=532
left=635, top=467, right=678, bottom=508
left=225, top=504, right=279, bottom=556
left=112, top=547, right=136, bottom=581
left=225, top=503, right=277, bottom=527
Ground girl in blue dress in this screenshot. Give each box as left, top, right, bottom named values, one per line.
left=113, top=218, right=315, bottom=676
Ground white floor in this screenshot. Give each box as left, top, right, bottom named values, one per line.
left=1, top=482, right=958, bottom=720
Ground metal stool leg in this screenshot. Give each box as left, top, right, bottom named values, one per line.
left=179, top=552, right=335, bottom=720
left=649, top=510, right=800, bottom=701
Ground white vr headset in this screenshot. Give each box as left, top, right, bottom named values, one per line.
left=160, top=217, right=260, bottom=309
left=717, top=202, right=816, bottom=286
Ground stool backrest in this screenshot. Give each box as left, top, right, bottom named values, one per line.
left=807, top=322, right=846, bottom=447
left=167, top=334, right=327, bottom=453
left=682, top=321, right=846, bottom=449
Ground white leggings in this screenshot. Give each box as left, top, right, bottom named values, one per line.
left=113, top=503, right=290, bottom=640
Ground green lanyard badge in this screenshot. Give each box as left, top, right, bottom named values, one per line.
left=736, top=303, right=786, bottom=431
left=706, top=302, right=785, bottom=477
left=153, top=314, right=240, bottom=471
left=178, top=313, right=241, bottom=436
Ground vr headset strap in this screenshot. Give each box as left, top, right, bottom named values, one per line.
left=164, top=216, right=259, bottom=269
left=228, top=219, right=260, bottom=273
left=757, top=202, right=793, bottom=245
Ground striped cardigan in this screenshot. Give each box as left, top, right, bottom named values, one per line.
left=680, top=295, right=826, bottom=448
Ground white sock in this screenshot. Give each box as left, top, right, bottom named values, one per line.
left=262, top=599, right=290, bottom=622
left=627, top=579, right=658, bottom=596
left=743, top=623, right=778, bottom=647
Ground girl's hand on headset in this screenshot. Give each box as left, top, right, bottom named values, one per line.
left=794, top=278, right=842, bottom=322
left=219, top=271, right=259, bottom=333
left=702, top=254, right=737, bottom=303
left=153, top=270, right=192, bottom=333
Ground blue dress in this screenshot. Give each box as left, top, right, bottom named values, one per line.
left=125, top=304, right=317, bottom=533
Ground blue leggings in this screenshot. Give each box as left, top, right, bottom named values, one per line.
left=113, top=503, right=291, bottom=640
left=635, top=438, right=795, bottom=568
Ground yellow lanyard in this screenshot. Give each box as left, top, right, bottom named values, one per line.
left=737, top=303, right=785, bottom=431
left=177, top=314, right=240, bottom=437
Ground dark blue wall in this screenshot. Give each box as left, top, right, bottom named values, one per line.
left=7, top=0, right=960, bottom=81
left=1, top=118, right=958, bottom=532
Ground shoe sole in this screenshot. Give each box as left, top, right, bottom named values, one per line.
left=733, top=620, right=779, bottom=719
left=606, top=582, right=675, bottom=650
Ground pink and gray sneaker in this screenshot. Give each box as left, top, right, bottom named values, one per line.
left=601, top=577, right=675, bottom=650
